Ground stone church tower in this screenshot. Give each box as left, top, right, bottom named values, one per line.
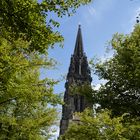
left=59, top=25, right=92, bottom=136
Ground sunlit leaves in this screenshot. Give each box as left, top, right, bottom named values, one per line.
left=61, top=109, right=140, bottom=140
left=0, top=0, right=91, bottom=53
left=94, top=24, right=140, bottom=117
left=0, top=0, right=92, bottom=139
left=0, top=38, right=62, bottom=139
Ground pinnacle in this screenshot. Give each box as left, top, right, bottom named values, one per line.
left=74, top=25, right=84, bottom=57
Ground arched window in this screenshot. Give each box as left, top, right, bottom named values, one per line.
left=80, top=96, right=84, bottom=112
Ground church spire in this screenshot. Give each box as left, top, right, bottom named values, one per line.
left=74, top=25, right=84, bottom=57
left=59, top=25, right=92, bottom=136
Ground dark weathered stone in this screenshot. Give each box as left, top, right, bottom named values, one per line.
left=59, top=25, right=92, bottom=136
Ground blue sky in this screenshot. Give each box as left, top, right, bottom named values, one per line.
left=41, top=0, right=140, bottom=93
left=40, top=0, right=140, bottom=139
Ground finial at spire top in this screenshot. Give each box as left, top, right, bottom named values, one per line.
left=78, top=22, right=81, bottom=28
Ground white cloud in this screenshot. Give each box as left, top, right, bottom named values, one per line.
left=49, top=125, right=59, bottom=140
left=135, top=7, right=140, bottom=16
left=81, top=7, right=97, bottom=25
left=94, top=84, right=101, bottom=90
left=130, top=7, right=140, bottom=24
left=123, top=7, right=140, bottom=33
left=87, top=6, right=96, bottom=16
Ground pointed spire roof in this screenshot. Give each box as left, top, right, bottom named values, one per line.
left=74, top=25, right=84, bottom=57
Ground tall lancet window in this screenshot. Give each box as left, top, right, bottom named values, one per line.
left=74, top=95, right=78, bottom=111
left=79, top=59, right=82, bottom=75
left=80, top=96, right=84, bottom=112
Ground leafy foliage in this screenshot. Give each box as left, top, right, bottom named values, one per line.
left=0, top=0, right=91, bottom=53
left=92, top=24, right=140, bottom=117
left=0, top=0, right=92, bottom=139
left=0, top=38, right=62, bottom=139
left=60, top=109, right=140, bottom=140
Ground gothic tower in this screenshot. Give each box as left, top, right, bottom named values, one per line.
left=59, top=25, right=92, bottom=136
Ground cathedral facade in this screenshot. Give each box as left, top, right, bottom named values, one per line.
left=59, top=25, right=92, bottom=135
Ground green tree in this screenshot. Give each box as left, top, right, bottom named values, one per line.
left=92, top=24, right=140, bottom=117
left=0, top=0, right=92, bottom=139
left=0, top=0, right=91, bottom=53
left=60, top=109, right=140, bottom=140
left=0, top=38, right=62, bottom=139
